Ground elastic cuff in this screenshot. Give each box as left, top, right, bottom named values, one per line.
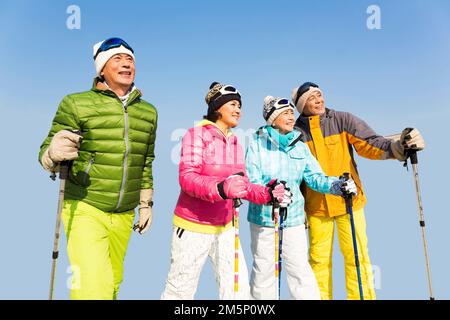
left=217, top=181, right=227, bottom=199
left=390, top=140, right=407, bottom=161
left=264, top=187, right=273, bottom=205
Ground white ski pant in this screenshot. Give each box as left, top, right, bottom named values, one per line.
left=250, top=223, right=321, bottom=300
left=161, top=226, right=250, bottom=300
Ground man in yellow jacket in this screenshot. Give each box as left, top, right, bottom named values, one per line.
left=291, top=82, right=425, bottom=300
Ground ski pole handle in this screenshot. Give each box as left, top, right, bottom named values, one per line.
left=59, top=161, right=70, bottom=180
left=402, top=127, right=419, bottom=165
left=407, top=150, right=418, bottom=165
left=233, top=198, right=243, bottom=208
left=343, top=172, right=353, bottom=208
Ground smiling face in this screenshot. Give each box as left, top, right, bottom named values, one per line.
left=215, top=100, right=241, bottom=131
left=302, top=90, right=325, bottom=116
left=101, top=53, right=135, bottom=95
left=272, top=109, right=295, bottom=134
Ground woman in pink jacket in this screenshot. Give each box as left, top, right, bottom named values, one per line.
left=161, top=82, right=290, bottom=300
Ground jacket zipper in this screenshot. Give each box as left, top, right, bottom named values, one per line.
left=115, top=102, right=130, bottom=211
left=212, top=126, right=232, bottom=226
left=83, top=154, right=95, bottom=185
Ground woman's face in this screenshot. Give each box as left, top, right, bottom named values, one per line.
left=216, top=100, right=241, bottom=129
left=272, top=109, right=295, bottom=134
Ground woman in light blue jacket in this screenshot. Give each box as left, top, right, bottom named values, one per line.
left=245, top=96, right=356, bottom=300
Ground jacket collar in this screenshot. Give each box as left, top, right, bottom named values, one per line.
left=91, top=78, right=142, bottom=104
left=296, top=108, right=335, bottom=127
left=256, top=126, right=302, bottom=150
left=197, top=119, right=234, bottom=138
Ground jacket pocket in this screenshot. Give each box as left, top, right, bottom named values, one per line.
left=288, top=151, right=306, bottom=179
left=289, top=153, right=306, bottom=160
left=81, top=153, right=95, bottom=186
left=324, top=135, right=341, bottom=162
left=324, top=135, right=340, bottom=148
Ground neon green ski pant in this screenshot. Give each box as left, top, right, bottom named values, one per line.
left=62, top=199, right=135, bottom=300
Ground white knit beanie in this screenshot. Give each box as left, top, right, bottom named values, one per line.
left=93, top=39, right=135, bottom=76
left=263, top=96, right=294, bottom=125
left=291, top=85, right=322, bottom=114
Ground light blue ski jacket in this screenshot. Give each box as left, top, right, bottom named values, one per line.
left=246, top=126, right=338, bottom=228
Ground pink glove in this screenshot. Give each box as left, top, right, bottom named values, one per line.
left=271, top=184, right=286, bottom=203
left=266, top=179, right=285, bottom=202
left=267, top=179, right=293, bottom=207
left=218, top=173, right=249, bottom=199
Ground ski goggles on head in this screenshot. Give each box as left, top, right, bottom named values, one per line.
left=209, top=84, right=241, bottom=102
left=216, top=85, right=240, bottom=97
left=93, top=37, right=134, bottom=60
left=294, top=82, right=319, bottom=106
left=208, top=84, right=242, bottom=110
left=274, top=98, right=291, bottom=108
left=265, top=99, right=294, bottom=120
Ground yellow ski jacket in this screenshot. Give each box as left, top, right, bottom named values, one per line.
left=295, top=108, right=395, bottom=217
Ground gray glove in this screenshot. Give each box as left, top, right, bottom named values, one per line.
left=330, top=176, right=358, bottom=197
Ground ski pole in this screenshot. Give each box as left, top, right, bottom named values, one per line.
left=277, top=181, right=288, bottom=300
left=272, top=201, right=280, bottom=300
left=233, top=197, right=242, bottom=297
left=231, top=172, right=245, bottom=298
left=49, top=160, right=70, bottom=300
left=405, top=146, right=434, bottom=300
left=343, top=173, right=364, bottom=300
left=48, top=130, right=82, bottom=300
left=279, top=207, right=286, bottom=300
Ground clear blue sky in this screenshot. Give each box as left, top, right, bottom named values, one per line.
left=0, top=0, right=449, bottom=300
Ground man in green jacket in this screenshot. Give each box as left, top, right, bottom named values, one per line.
left=39, top=37, right=158, bottom=299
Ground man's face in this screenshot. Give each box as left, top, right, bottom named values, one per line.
left=101, top=53, right=135, bottom=89
left=302, top=90, right=325, bottom=116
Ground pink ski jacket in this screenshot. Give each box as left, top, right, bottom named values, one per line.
left=174, top=120, right=270, bottom=233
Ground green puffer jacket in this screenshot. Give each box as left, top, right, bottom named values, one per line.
left=39, top=80, right=157, bottom=213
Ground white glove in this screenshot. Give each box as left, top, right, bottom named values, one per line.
left=390, top=128, right=425, bottom=161
left=400, top=128, right=425, bottom=150
left=330, top=177, right=358, bottom=196
left=133, top=189, right=153, bottom=235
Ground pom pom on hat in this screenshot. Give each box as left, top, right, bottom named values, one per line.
left=205, top=82, right=242, bottom=113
